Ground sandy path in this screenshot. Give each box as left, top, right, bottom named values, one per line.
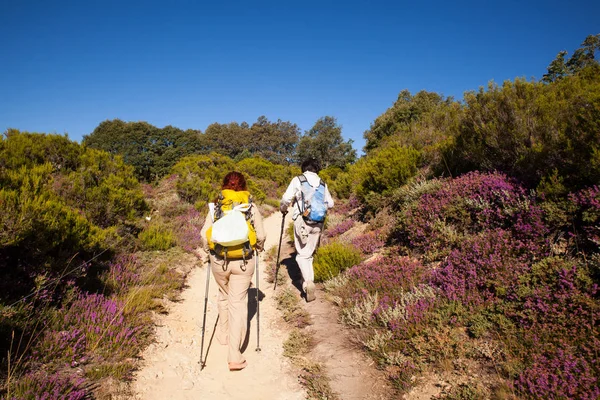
left=132, top=212, right=305, bottom=400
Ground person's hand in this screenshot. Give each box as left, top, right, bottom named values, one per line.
left=279, top=204, right=288, bottom=214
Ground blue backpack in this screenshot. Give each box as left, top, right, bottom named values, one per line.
left=297, top=174, right=327, bottom=223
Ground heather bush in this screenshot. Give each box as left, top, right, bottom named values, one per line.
left=402, top=171, right=548, bottom=259
left=351, top=230, right=386, bottom=255
left=9, top=370, right=87, bottom=400
left=570, top=185, right=600, bottom=251
left=325, top=218, right=355, bottom=238
left=514, top=347, right=600, bottom=400
left=347, top=256, right=429, bottom=296
left=432, top=229, right=530, bottom=308
left=171, top=207, right=204, bottom=253
left=313, top=241, right=362, bottom=282
left=36, top=292, right=142, bottom=363
left=99, top=254, right=142, bottom=295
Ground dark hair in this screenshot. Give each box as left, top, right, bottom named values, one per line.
left=301, top=158, right=320, bottom=173
left=222, top=171, right=247, bottom=191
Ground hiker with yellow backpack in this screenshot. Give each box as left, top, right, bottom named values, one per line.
left=200, top=171, right=266, bottom=371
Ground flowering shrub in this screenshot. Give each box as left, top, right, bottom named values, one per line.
left=37, top=292, right=141, bottom=364
left=325, top=218, right=355, bottom=238
left=100, top=254, right=141, bottom=295
left=347, top=256, right=429, bottom=296
left=171, top=207, right=204, bottom=253
left=432, top=230, right=530, bottom=307
left=351, top=230, right=385, bottom=255
left=403, top=172, right=548, bottom=258
left=10, top=370, right=87, bottom=400
left=331, top=196, right=360, bottom=215
left=515, top=348, right=600, bottom=400
left=570, top=185, right=600, bottom=249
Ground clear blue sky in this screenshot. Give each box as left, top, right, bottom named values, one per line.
left=1, top=0, right=598, bottom=152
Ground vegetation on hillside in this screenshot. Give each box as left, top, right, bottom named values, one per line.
left=318, top=34, right=600, bottom=398
left=1, top=32, right=598, bottom=400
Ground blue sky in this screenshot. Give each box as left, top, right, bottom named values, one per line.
left=1, top=0, right=598, bottom=152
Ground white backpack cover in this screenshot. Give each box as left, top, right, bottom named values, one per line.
left=210, top=204, right=251, bottom=246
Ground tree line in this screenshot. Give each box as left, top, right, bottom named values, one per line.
left=83, top=115, right=356, bottom=183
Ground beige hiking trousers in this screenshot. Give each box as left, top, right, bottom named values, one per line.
left=293, top=216, right=323, bottom=284
left=210, top=253, right=255, bottom=364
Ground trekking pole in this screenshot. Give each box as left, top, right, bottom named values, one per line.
left=273, top=212, right=287, bottom=290
left=199, top=256, right=212, bottom=369
left=255, top=249, right=261, bottom=352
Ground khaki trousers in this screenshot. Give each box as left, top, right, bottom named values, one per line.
left=210, top=253, right=255, bottom=364
left=293, top=217, right=323, bottom=284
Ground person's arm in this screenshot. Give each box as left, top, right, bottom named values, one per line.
left=252, top=206, right=266, bottom=251
left=280, top=177, right=299, bottom=213
left=324, top=184, right=335, bottom=209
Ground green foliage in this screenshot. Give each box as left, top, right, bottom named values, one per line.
left=83, top=119, right=203, bottom=182
left=55, top=149, right=147, bottom=228
left=446, top=68, right=600, bottom=190
left=353, top=143, right=421, bottom=201
left=313, top=241, right=362, bottom=282
left=202, top=116, right=300, bottom=163
left=0, top=131, right=146, bottom=300
left=138, top=224, right=176, bottom=251
left=543, top=34, right=600, bottom=82
left=363, top=90, right=457, bottom=153
left=171, top=153, right=235, bottom=206
left=236, top=156, right=300, bottom=201
left=296, top=116, right=357, bottom=169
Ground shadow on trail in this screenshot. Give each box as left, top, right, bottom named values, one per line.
left=201, top=315, right=219, bottom=370
left=242, top=287, right=265, bottom=352
left=281, top=252, right=307, bottom=301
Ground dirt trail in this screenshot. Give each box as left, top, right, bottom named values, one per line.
left=132, top=212, right=305, bottom=400
left=132, top=211, right=393, bottom=400
left=279, top=238, right=393, bottom=400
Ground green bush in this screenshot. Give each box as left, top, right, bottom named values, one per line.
left=313, top=241, right=362, bottom=282
left=353, top=143, right=421, bottom=201
left=171, top=153, right=235, bottom=205
left=447, top=66, right=600, bottom=190
left=138, top=224, right=175, bottom=251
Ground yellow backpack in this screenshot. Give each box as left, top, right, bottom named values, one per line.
left=206, top=189, right=257, bottom=259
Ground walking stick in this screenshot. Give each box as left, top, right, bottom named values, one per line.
left=199, top=256, right=211, bottom=369
left=255, top=249, right=261, bottom=352
left=273, top=212, right=287, bottom=290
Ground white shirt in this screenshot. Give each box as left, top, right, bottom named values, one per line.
left=280, top=171, right=334, bottom=220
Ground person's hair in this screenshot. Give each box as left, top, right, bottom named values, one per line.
left=222, top=171, right=247, bottom=191
left=301, top=158, right=320, bottom=173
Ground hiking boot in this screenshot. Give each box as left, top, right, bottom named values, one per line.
left=305, top=280, right=316, bottom=302
left=228, top=360, right=247, bottom=371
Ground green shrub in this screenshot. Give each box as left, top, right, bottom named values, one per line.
left=171, top=153, right=235, bottom=204
left=313, top=241, right=362, bottom=282
left=138, top=225, right=175, bottom=251
left=353, top=143, right=421, bottom=201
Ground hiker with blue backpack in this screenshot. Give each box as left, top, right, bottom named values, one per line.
left=200, top=171, right=266, bottom=371
left=280, top=158, right=334, bottom=302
